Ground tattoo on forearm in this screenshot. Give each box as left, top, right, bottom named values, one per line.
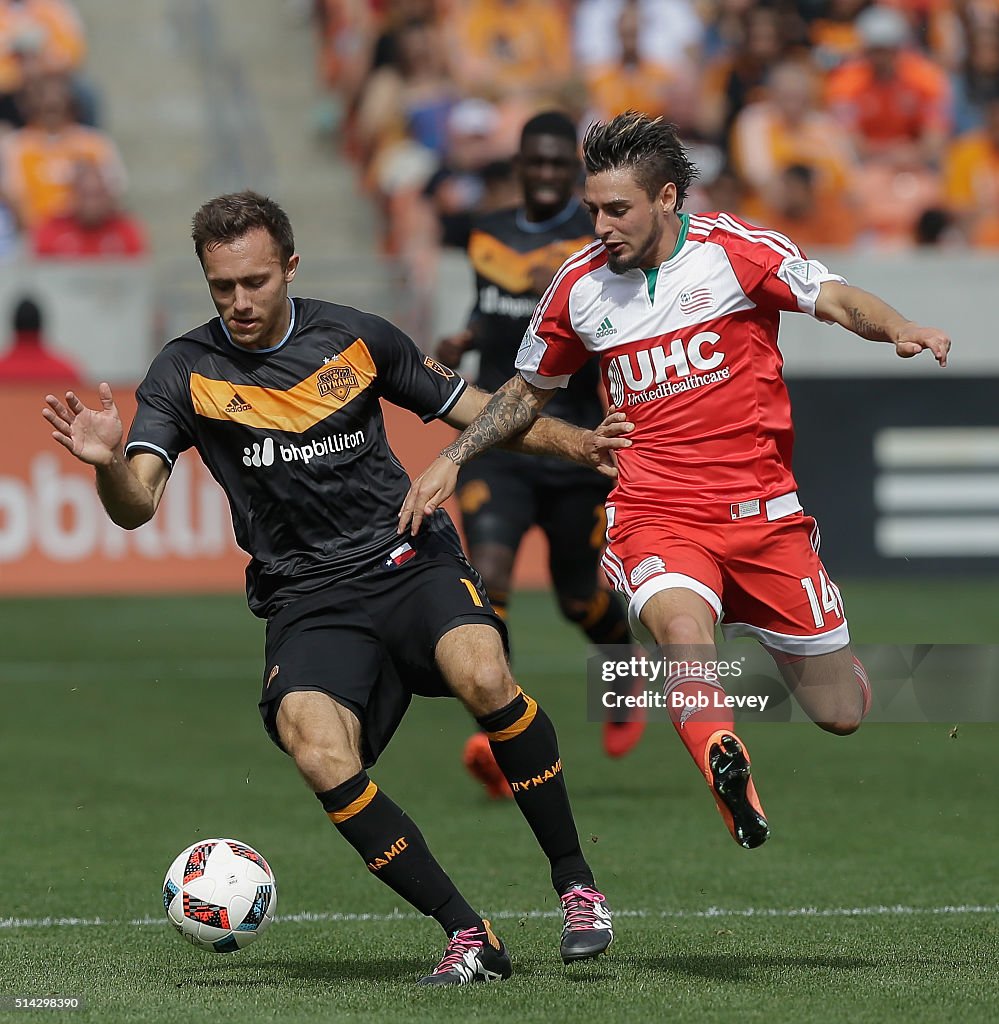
left=847, top=306, right=890, bottom=341
left=441, top=379, right=544, bottom=465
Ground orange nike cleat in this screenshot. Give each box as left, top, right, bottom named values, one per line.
left=462, top=732, right=513, bottom=799
left=704, top=731, right=769, bottom=849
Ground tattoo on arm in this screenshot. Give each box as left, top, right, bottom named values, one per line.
left=441, top=377, right=546, bottom=465
left=846, top=306, right=891, bottom=342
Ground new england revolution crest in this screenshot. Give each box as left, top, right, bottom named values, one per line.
left=317, top=364, right=358, bottom=401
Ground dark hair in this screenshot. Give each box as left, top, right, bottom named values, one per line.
left=521, top=110, right=578, bottom=149
left=914, top=207, right=954, bottom=246
left=191, top=190, right=295, bottom=264
left=582, top=111, right=698, bottom=208
left=783, top=163, right=815, bottom=188
left=13, top=296, right=42, bottom=333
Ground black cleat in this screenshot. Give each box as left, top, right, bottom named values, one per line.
left=418, top=920, right=512, bottom=986
left=707, top=732, right=770, bottom=849
left=559, top=883, right=614, bottom=963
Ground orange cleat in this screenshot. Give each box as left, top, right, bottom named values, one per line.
left=602, top=718, right=646, bottom=758
left=704, top=731, right=769, bottom=849
left=462, top=732, right=513, bottom=800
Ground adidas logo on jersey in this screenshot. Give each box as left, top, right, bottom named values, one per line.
left=226, top=392, right=252, bottom=413
left=595, top=316, right=617, bottom=339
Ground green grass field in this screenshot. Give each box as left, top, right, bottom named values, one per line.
left=3, top=581, right=999, bottom=1023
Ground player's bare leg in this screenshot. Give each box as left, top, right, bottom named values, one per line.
left=437, top=624, right=613, bottom=962
left=459, top=542, right=516, bottom=799
left=276, top=691, right=511, bottom=984
left=641, top=589, right=770, bottom=849
left=766, top=645, right=871, bottom=734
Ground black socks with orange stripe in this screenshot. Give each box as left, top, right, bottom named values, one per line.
left=561, top=589, right=630, bottom=652
left=476, top=690, right=592, bottom=893
left=318, top=772, right=482, bottom=935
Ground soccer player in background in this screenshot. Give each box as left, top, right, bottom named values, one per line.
left=436, top=112, right=643, bottom=795
left=400, top=111, right=951, bottom=851
left=42, top=191, right=623, bottom=983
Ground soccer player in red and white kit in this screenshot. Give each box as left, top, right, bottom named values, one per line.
left=400, top=111, right=952, bottom=850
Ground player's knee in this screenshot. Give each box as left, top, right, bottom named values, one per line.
left=659, top=613, right=713, bottom=646
left=467, top=543, right=514, bottom=594
left=287, top=731, right=363, bottom=790
left=453, top=659, right=517, bottom=716
left=278, top=701, right=361, bottom=789
left=294, top=745, right=356, bottom=789
left=556, top=593, right=591, bottom=624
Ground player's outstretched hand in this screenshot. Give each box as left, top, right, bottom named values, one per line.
left=895, top=324, right=950, bottom=366
left=584, top=408, right=633, bottom=478
left=43, top=383, right=124, bottom=466
left=398, top=455, right=459, bottom=536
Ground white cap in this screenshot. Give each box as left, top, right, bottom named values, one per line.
left=856, top=6, right=910, bottom=48
left=448, top=98, right=500, bottom=138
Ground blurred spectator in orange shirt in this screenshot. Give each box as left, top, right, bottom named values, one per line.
left=443, top=0, right=573, bottom=101
left=0, top=295, right=80, bottom=383
left=0, top=70, right=125, bottom=228
left=730, top=60, right=857, bottom=202
left=31, top=160, right=146, bottom=257
left=584, top=0, right=697, bottom=129
left=825, top=6, right=951, bottom=167
left=944, top=94, right=999, bottom=245
left=0, top=0, right=85, bottom=110
left=744, top=163, right=859, bottom=247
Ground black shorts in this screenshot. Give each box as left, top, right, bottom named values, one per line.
left=258, top=525, right=506, bottom=767
left=457, top=450, right=612, bottom=597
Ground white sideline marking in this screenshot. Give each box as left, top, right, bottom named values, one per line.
left=2, top=904, right=997, bottom=931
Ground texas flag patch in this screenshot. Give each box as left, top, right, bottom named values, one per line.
left=384, top=542, right=417, bottom=569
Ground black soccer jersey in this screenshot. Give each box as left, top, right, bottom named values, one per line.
left=126, top=297, right=467, bottom=617
left=467, top=199, right=603, bottom=428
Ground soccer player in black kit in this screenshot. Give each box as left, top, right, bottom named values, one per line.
left=42, top=191, right=627, bottom=984
left=436, top=113, right=643, bottom=791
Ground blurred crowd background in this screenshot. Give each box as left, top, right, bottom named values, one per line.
left=0, top=0, right=997, bottom=368
left=315, top=0, right=999, bottom=266
left=0, top=0, right=993, bottom=591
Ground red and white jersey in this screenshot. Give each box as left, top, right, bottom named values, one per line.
left=516, top=211, right=845, bottom=518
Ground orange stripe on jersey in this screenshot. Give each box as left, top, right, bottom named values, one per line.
left=485, top=688, right=538, bottom=742
left=191, top=337, right=376, bottom=432
left=469, top=230, right=594, bottom=295
left=327, top=780, right=378, bottom=823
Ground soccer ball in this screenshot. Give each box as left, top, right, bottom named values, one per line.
left=162, top=838, right=277, bottom=953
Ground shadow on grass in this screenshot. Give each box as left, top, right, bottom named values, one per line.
left=172, top=955, right=621, bottom=989
left=248, top=956, right=430, bottom=983
left=625, top=952, right=878, bottom=981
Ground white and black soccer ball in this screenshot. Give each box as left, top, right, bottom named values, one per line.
left=162, top=838, right=277, bottom=953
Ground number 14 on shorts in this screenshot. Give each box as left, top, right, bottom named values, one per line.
left=800, top=570, right=843, bottom=628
